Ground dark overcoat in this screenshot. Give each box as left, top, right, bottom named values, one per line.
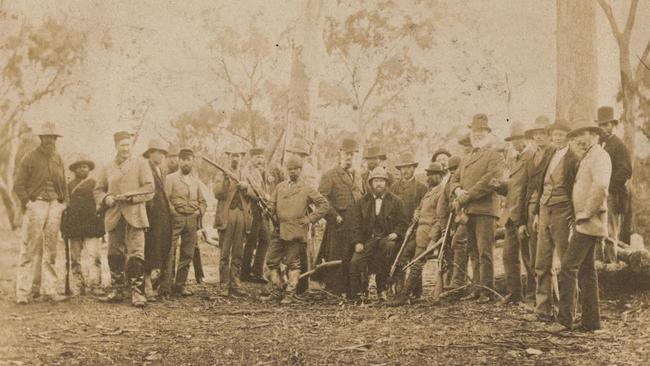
left=602, top=134, right=632, bottom=214
left=62, top=177, right=104, bottom=239
left=144, top=161, right=172, bottom=271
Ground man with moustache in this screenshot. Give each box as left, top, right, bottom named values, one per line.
left=94, top=131, right=154, bottom=307
left=348, top=167, right=408, bottom=303
left=450, top=114, right=504, bottom=303
left=361, top=145, right=394, bottom=195
left=241, top=147, right=272, bottom=284
left=142, top=139, right=172, bottom=301
left=549, top=119, right=611, bottom=333
left=213, top=144, right=252, bottom=298
left=165, top=148, right=207, bottom=296
left=166, top=145, right=180, bottom=175
left=388, top=162, right=446, bottom=306
left=14, top=122, right=68, bottom=304
left=315, top=138, right=364, bottom=296
left=595, top=106, right=632, bottom=260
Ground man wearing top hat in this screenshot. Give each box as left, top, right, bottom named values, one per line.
left=213, top=143, right=253, bottom=298
left=450, top=113, right=504, bottom=303
left=361, top=145, right=394, bottom=195
left=389, top=152, right=427, bottom=293
left=315, top=137, right=364, bottom=296
left=595, top=106, right=632, bottom=259
left=14, top=122, right=69, bottom=304
left=61, top=153, right=106, bottom=296
left=241, top=147, right=272, bottom=284
left=348, top=167, right=408, bottom=303
left=142, top=139, right=172, bottom=300
left=491, top=122, right=534, bottom=305
left=165, top=147, right=207, bottom=296
left=549, top=119, right=611, bottom=333
left=94, top=131, right=154, bottom=307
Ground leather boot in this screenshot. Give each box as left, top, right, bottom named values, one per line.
left=261, top=269, right=283, bottom=302
left=387, top=272, right=418, bottom=307
left=130, top=275, right=147, bottom=308
left=101, top=272, right=125, bottom=303
left=281, top=269, right=301, bottom=305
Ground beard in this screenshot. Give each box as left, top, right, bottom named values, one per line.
left=181, top=166, right=192, bottom=175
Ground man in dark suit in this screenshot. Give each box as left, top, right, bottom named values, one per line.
left=315, top=138, right=364, bottom=296
left=450, top=114, right=505, bottom=303
left=595, top=106, right=632, bottom=261
left=361, top=145, right=394, bottom=194
left=142, top=139, right=172, bottom=300
left=348, top=167, right=408, bottom=303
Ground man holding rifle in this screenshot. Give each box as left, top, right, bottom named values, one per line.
left=388, top=162, right=446, bottom=306
left=94, top=131, right=155, bottom=307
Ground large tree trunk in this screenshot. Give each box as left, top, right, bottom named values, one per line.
left=555, top=0, right=598, bottom=123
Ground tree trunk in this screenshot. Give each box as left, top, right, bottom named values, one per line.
left=555, top=0, right=598, bottom=123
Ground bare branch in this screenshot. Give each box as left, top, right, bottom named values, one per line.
left=635, top=40, right=650, bottom=79
left=623, top=0, right=639, bottom=36
left=217, top=59, right=249, bottom=107
left=336, top=49, right=360, bottom=105
left=597, top=0, right=622, bottom=40
left=364, top=82, right=409, bottom=127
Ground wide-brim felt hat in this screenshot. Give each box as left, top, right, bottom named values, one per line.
left=595, top=106, right=618, bottom=125
left=225, top=143, right=246, bottom=155
left=504, top=122, right=527, bottom=142
left=567, top=118, right=605, bottom=139
left=285, top=140, right=310, bottom=156
left=36, top=121, right=62, bottom=137
left=142, top=139, right=169, bottom=158
left=363, top=145, right=387, bottom=159
left=425, top=162, right=444, bottom=174
left=395, top=152, right=418, bottom=168
left=431, top=148, right=451, bottom=162
left=340, top=138, right=359, bottom=153
left=547, top=119, right=571, bottom=133
left=69, top=153, right=95, bottom=171
left=447, top=156, right=461, bottom=170
left=524, top=115, right=551, bottom=138
left=467, top=113, right=491, bottom=132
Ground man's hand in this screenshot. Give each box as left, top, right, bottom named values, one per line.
left=387, top=233, right=398, bottom=241
left=354, top=243, right=364, bottom=253
left=336, top=215, right=344, bottom=224
left=104, top=195, right=116, bottom=208
left=457, top=192, right=470, bottom=206
left=517, top=225, right=528, bottom=240
left=237, top=181, right=249, bottom=191
left=532, top=214, right=539, bottom=232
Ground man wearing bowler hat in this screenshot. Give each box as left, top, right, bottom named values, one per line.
left=61, top=153, right=106, bottom=296
left=94, top=131, right=154, bottom=307
left=549, top=119, right=610, bottom=333
left=14, top=122, right=68, bottom=304
left=450, top=113, right=504, bottom=303
left=361, top=145, right=394, bottom=194
left=142, top=139, right=172, bottom=300
left=595, top=106, right=632, bottom=260
left=315, top=137, right=364, bottom=296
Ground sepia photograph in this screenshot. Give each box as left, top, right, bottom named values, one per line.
left=1, top=0, right=650, bottom=364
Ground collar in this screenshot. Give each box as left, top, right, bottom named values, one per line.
left=373, top=193, right=385, bottom=200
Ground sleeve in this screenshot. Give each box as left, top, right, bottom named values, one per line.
left=347, top=201, right=363, bottom=247
left=449, top=166, right=461, bottom=198
left=197, top=180, right=207, bottom=216
left=576, top=152, right=611, bottom=220
left=13, top=153, right=32, bottom=206
left=213, top=171, right=227, bottom=200
left=132, top=159, right=155, bottom=204
left=59, top=156, right=69, bottom=204
left=392, top=197, right=409, bottom=240
left=466, top=150, right=504, bottom=201
left=93, top=164, right=108, bottom=208
left=306, top=186, right=330, bottom=223
left=164, top=174, right=177, bottom=214
left=610, top=142, right=632, bottom=190
left=318, top=172, right=339, bottom=220
left=268, top=185, right=278, bottom=214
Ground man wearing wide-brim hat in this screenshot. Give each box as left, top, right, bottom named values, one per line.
left=594, top=106, right=632, bottom=252
left=548, top=118, right=610, bottom=333
left=285, top=138, right=318, bottom=189
left=14, top=121, right=69, bottom=304
left=314, top=137, right=364, bottom=296
left=61, top=153, right=106, bottom=296
left=166, top=145, right=181, bottom=175
left=450, top=113, right=505, bottom=303
left=141, top=139, right=173, bottom=300
left=361, top=144, right=394, bottom=194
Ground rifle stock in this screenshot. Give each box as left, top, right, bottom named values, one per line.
left=389, top=217, right=418, bottom=277
left=432, top=212, right=456, bottom=300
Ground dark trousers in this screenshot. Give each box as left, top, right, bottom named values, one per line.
left=503, top=220, right=523, bottom=301
left=242, top=211, right=270, bottom=278
left=558, top=231, right=601, bottom=330
left=450, top=224, right=468, bottom=288
left=525, top=203, right=538, bottom=300
left=170, top=213, right=198, bottom=289
left=349, top=237, right=395, bottom=297
left=219, top=209, right=245, bottom=290
left=466, top=215, right=496, bottom=295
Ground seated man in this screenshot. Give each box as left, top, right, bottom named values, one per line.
left=348, top=167, right=408, bottom=303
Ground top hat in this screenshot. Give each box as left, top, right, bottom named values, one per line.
left=467, top=113, right=491, bottom=132
left=363, top=145, right=387, bottom=160
left=595, top=106, right=618, bottom=125
left=142, top=139, right=169, bottom=158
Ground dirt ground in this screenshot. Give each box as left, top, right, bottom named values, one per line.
left=1, top=228, right=649, bottom=366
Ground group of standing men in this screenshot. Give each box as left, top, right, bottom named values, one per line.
left=13, top=104, right=631, bottom=333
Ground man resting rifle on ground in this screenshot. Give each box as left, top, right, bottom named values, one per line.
left=262, top=157, right=329, bottom=304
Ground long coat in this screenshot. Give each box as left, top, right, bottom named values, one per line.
left=523, top=146, right=552, bottom=222
left=62, top=177, right=104, bottom=239
left=602, top=134, right=632, bottom=214
left=532, top=147, right=579, bottom=216
left=271, top=179, right=329, bottom=242
left=573, top=144, right=611, bottom=237
left=144, top=161, right=172, bottom=271
left=450, top=147, right=504, bottom=218
left=94, top=156, right=155, bottom=231
left=348, top=191, right=408, bottom=248
left=494, top=150, right=533, bottom=226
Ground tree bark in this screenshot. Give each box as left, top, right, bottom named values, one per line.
left=555, top=0, right=598, bottom=123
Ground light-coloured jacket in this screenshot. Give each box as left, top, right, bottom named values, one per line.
left=572, top=144, right=611, bottom=237
left=165, top=171, right=207, bottom=217
left=271, top=179, right=329, bottom=242
left=94, top=156, right=154, bottom=231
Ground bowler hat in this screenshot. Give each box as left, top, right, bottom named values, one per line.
left=340, top=138, right=359, bottom=153
left=68, top=153, right=95, bottom=171
left=504, top=122, right=527, bottom=142
left=595, top=106, right=618, bottom=125
left=467, top=113, right=491, bottom=132
left=367, top=167, right=389, bottom=184
left=431, top=148, right=451, bottom=162
left=168, top=145, right=181, bottom=157
left=286, top=157, right=303, bottom=170
left=524, top=115, right=551, bottom=138
left=567, top=118, right=604, bottom=139
left=425, top=162, right=444, bottom=174
left=447, top=156, right=461, bottom=170
left=142, top=139, right=169, bottom=158
left=363, top=145, right=387, bottom=160
left=113, top=131, right=133, bottom=144
left=36, top=121, right=62, bottom=137
left=395, top=152, right=418, bottom=168
left=249, top=147, right=265, bottom=156
left=547, top=119, right=571, bottom=133
left=285, top=140, right=310, bottom=156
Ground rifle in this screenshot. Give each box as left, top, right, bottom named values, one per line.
left=193, top=215, right=205, bottom=284
left=298, top=259, right=342, bottom=280
left=201, top=156, right=279, bottom=227
left=402, top=212, right=455, bottom=272
left=60, top=208, right=72, bottom=295
left=97, top=191, right=154, bottom=215
left=389, top=216, right=418, bottom=278
left=433, top=211, right=456, bottom=300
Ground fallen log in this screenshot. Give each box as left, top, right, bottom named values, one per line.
left=597, top=233, right=650, bottom=294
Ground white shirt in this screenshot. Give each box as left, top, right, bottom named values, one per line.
left=544, top=146, right=569, bottom=182
left=373, top=194, right=384, bottom=216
